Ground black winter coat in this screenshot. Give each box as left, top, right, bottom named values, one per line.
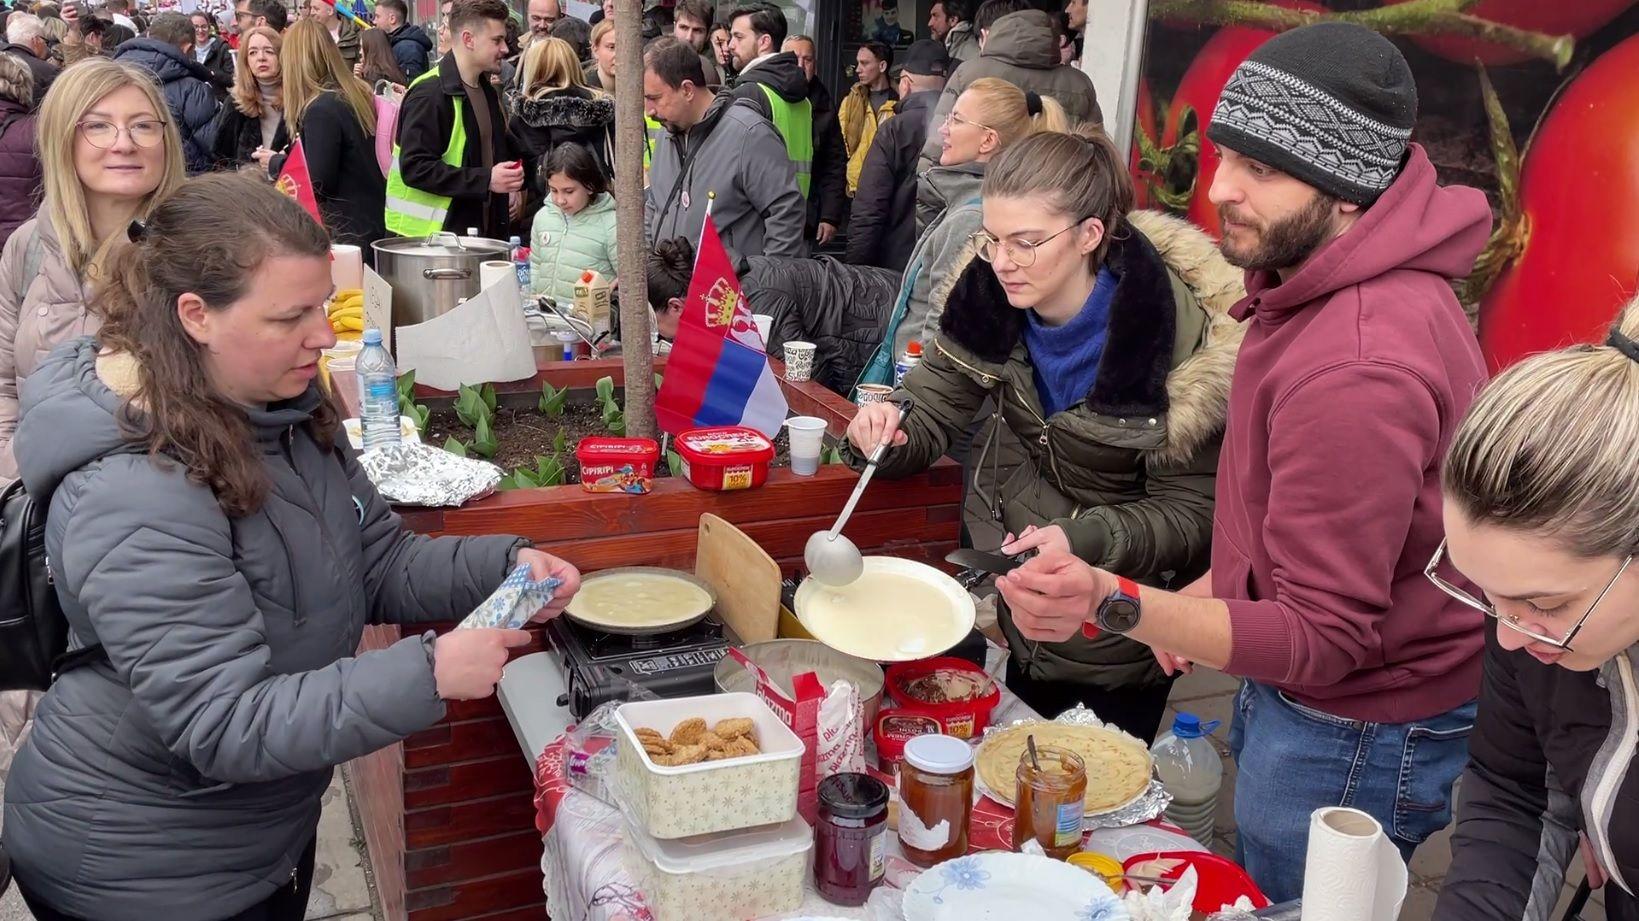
left=210, top=103, right=288, bottom=171
left=387, top=23, right=432, bottom=81
left=194, top=37, right=234, bottom=94
left=504, top=84, right=614, bottom=189
left=1438, top=626, right=1639, bottom=920
left=739, top=254, right=896, bottom=395
left=112, top=39, right=220, bottom=174
left=396, top=54, right=515, bottom=238
left=806, top=77, right=846, bottom=231
left=846, top=89, right=935, bottom=272
left=0, top=97, right=39, bottom=250
left=0, top=43, right=57, bottom=107
left=288, top=91, right=386, bottom=254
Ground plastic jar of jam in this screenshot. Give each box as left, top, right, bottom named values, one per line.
left=1011, top=745, right=1087, bottom=860
left=814, top=773, right=889, bottom=906
left=897, top=734, right=974, bottom=867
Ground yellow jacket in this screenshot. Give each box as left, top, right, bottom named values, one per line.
left=839, top=83, right=896, bottom=195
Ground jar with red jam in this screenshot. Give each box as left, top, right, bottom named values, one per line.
left=814, top=773, right=888, bottom=906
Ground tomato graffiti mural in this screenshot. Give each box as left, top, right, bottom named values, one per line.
left=1385, top=0, right=1636, bottom=66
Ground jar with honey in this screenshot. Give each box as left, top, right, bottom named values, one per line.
left=1010, top=745, right=1087, bottom=860
left=897, top=734, right=974, bottom=867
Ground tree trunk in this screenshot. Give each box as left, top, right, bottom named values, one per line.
left=614, top=0, right=656, bottom=438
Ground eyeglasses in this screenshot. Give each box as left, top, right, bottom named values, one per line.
left=945, top=110, right=994, bottom=133
left=971, top=221, right=1085, bottom=268
left=77, top=119, right=168, bottom=149
left=1424, top=538, right=1634, bottom=650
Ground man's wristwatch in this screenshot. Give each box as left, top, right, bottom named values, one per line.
left=1082, top=576, right=1142, bottom=639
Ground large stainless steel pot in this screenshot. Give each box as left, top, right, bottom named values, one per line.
left=372, top=232, right=510, bottom=328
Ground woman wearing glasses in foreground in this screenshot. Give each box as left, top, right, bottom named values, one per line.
left=1433, top=304, right=1639, bottom=919
left=845, top=129, right=1244, bottom=742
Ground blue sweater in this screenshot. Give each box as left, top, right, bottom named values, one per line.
left=1022, top=267, right=1117, bottom=417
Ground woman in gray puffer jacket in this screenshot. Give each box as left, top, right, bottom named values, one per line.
left=3, top=174, right=581, bottom=921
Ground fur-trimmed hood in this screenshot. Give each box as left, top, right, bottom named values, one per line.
left=935, top=209, right=1244, bottom=467
left=508, top=87, right=615, bottom=131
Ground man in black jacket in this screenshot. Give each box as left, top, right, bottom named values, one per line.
left=112, top=14, right=219, bottom=174
left=388, top=0, right=520, bottom=239
left=374, top=0, right=431, bottom=80
left=782, top=34, right=845, bottom=248
left=846, top=40, right=947, bottom=272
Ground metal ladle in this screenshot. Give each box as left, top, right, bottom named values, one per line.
left=804, top=401, right=911, bottom=587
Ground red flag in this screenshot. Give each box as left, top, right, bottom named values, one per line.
left=275, top=139, right=325, bottom=229
left=683, top=214, right=762, bottom=350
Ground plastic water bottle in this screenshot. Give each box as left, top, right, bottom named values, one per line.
left=1150, top=712, right=1223, bottom=846
left=356, top=328, right=401, bottom=451
left=509, top=235, right=530, bottom=289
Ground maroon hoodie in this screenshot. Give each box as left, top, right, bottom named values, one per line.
left=1213, top=145, right=1490, bottom=724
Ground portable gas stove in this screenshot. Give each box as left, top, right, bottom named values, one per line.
left=545, top=614, right=738, bottom=720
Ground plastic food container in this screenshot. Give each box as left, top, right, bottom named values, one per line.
left=885, top=656, right=1002, bottom=739
left=614, top=692, right=804, bottom=839
left=342, top=415, right=420, bottom=449
left=674, top=427, right=775, bottom=491
left=576, top=436, right=660, bottom=493
left=872, top=708, right=942, bottom=776
left=622, top=815, right=812, bottom=921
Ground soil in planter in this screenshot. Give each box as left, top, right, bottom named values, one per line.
left=424, top=404, right=796, bottom=484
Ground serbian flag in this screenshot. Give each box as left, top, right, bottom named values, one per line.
left=655, top=214, right=789, bottom=438
left=275, top=139, right=325, bottom=229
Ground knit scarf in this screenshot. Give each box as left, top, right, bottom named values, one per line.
left=1022, top=267, right=1117, bottom=417
left=256, top=78, right=282, bottom=149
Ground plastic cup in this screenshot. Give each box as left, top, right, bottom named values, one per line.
left=753, top=313, right=774, bottom=348
left=786, top=415, right=826, bottom=476
left=783, top=340, right=816, bottom=382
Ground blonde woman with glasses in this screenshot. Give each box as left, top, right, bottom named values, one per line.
left=0, top=58, right=184, bottom=784
left=845, top=128, right=1245, bottom=742
left=1433, top=301, right=1639, bottom=920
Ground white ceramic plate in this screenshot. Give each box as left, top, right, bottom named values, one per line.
left=794, top=556, right=976, bottom=662
left=903, top=852, right=1129, bottom=921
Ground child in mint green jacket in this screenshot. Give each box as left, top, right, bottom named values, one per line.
left=529, top=143, right=618, bottom=306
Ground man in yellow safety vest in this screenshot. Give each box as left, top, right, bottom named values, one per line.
left=385, top=0, right=521, bottom=239
left=722, top=5, right=821, bottom=221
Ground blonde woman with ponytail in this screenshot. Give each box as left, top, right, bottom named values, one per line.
left=849, top=127, right=1244, bottom=742
left=861, top=77, right=1065, bottom=385
left=1434, top=301, right=1639, bottom=920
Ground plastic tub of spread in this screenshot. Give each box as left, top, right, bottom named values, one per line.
left=613, top=692, right=804, bottom=839
left=885, top=656, right=1002, bottom=739
left=872, top=708, right=943, bottom=776
left=674, top=427, right=775, bottom=491
left=576, top=436, right=660, bottom=493
left=622, top=814, right=812, bottom=921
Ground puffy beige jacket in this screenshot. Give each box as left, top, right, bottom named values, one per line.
left=0, top=216, right=96, bottom=479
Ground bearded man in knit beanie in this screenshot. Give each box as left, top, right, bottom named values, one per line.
left=993, top=23, right=1492, bottom=900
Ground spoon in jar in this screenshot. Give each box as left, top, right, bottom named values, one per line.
left=804, top=400, right=912, bottom=586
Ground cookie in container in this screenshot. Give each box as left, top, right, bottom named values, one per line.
left=622, top=814, right=812, bottom=921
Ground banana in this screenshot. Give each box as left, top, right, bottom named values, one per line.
left=329, top=306, right=363, bottom=319
left=333, top=316, right=365, bottom=332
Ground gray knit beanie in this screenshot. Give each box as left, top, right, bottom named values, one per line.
left=1206, top=22, right=1417, bottom=205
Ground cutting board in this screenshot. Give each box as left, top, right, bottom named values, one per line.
left=695, top=513, right=781, bottom=644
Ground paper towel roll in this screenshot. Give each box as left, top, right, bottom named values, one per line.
left=479, top=260, right=515, bottom=292
left=1300, top=808, right=1408, bottom=921
left=331, top=245, right=364, bottom=290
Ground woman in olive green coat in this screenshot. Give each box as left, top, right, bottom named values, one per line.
left=847, top=131, right=1244, bottom=741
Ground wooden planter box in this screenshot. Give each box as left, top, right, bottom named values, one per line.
left=340, top=357, right=961, bottom=921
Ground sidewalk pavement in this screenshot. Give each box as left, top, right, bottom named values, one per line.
left=0, top=769, right=378, bottom=921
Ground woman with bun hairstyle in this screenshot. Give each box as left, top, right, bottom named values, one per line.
left=859, top=77, right=1065, bottom=388
left=1, top=172, right=581, bottom=921
left=845, top=129, right=1244, bottom=741
left=1434, top=302, right=1639, bottom=920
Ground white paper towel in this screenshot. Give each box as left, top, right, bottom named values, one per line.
left=479, top=260, right=514, bottom=292
left=1300, top=807, right=1408, bottom=921
left=331, top=245, right=364, bottom=291
left=393, top=282, right=536, bottom=391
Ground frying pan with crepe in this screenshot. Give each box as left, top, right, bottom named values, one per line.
left=793, top=556, right=976, bottom=662
left=563, top=567, right=719, bottom=635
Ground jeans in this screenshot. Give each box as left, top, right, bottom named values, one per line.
left=1228, top=680, right=1476, bottom=903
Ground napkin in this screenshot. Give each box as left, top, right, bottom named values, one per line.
left=394, top=281, right=536, bottom=391
left=457, top=563, right=562, bottom=630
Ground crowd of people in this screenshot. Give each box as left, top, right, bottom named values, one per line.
left=0, top=1, right=1637, bottom=920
